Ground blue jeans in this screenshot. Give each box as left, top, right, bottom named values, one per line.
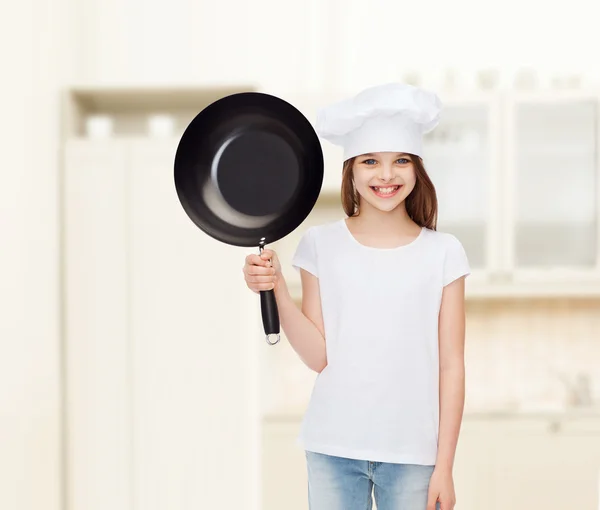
left=305, top=451, right=441, bottom=510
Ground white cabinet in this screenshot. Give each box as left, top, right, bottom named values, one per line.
left=420, top=92, right=600, bottom=297
left=261, top=419, right=308, bottom=510
left=505, top=94, right=600, bottom=280
left=64, top=139, right=131, bottom=510
left=422, top=96, right=502, bottom=278
left=489, top=416, right=600, bottom=510
left=64, top=137, right=261, bottom=510
left=261, top=415, right=600, bottom=510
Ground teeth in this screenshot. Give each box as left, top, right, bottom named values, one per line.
left=373, top=186, right=399, bottom=194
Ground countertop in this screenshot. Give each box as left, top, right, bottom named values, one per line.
left=263, top=406, right=600, bottom=423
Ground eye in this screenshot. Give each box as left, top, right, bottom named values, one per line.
left=396, top=158, right=410, bottom=164
left=362, top=158, right=377, bottom=165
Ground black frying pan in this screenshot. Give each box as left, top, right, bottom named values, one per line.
left=174, top=92, right=324, bottom=345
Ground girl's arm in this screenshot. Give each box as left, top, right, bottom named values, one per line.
left=436, top=275, right=467, bottom=472
left=274, top=268, right=327, bottom=373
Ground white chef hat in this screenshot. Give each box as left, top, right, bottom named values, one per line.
left=315, top=83, right=442, bottom=161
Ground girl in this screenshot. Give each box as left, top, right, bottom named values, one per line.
left=243, top=83, right=470, bottom=510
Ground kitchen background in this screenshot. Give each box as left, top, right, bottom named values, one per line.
left=2, top=0, right=600, bottom=509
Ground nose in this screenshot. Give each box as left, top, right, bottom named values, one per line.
left=377, top=163, right=394, bottom=182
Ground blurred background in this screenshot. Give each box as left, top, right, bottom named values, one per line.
left=2, top=0, right=600, bottom=509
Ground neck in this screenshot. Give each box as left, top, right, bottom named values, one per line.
left=352, top=200, right=417, bottom=233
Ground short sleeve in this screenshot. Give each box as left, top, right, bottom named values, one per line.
left=443, top=234, right=471, bottom=286
left=291, top=227, right=318, bottom=277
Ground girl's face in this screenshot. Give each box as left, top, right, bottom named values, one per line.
left=352, top=152, right=416, bottom=212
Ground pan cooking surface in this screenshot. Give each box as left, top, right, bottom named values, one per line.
left=213, top=129, right=300, bottom=217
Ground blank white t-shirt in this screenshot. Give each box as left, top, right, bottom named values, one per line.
left=291, top=218, right=471, bottom=465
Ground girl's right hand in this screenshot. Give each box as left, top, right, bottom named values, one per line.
left=243, top=249, right=282, bottom=293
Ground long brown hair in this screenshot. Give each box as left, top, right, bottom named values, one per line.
left=341, top=154, right=438, bottom=230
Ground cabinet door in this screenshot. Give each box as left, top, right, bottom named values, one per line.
left=262, top=420, right=308, bottom=510
left=421, top=99, right=501, bottom=277
left=64, top=139, right=132, bottom=510
left=490, top=418, right=600, bottom=510
left=506, top=95, right=600, bottom=279
left=452, top=420, right=495, bottom=510
left=128, top=138, right=261, bottom=510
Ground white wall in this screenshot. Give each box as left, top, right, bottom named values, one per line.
left=70, top=0, right=340, bottom=93
left=0, top=0, right=72, bottom=509
left=67, top=0, right=600, bottom=97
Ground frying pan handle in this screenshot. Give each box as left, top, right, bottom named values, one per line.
left=260, top=290, right=280, bottom=345
left=259, top=244, right=280, bottom=345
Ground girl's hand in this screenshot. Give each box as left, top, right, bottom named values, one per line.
left=242, top=249, right=282, bottom=293
left=427, top=467, right=456, bottom=510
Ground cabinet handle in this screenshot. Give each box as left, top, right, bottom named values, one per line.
left=548, top=420, right=561, bottom=434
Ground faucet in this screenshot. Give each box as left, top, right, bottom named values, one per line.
left=557, top=371, right=594, bottom=408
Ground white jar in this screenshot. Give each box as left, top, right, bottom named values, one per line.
left=147, top=114, right=174, bottom=138
left=85, top=114, right=114, bottom=138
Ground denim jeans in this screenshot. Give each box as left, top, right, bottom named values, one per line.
left=305, top=450, right=441, bottom=510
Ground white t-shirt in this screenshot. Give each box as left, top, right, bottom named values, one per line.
left=290, top=218, right=471, bottom=465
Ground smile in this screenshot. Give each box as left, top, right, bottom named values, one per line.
left=370, top=185, right=402, bottom=198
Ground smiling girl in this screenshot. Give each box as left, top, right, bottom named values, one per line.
left=243, top=83, right=470, bottom=510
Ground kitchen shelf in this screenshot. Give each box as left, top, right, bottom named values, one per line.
left=262, top=409, right=600, bottom=423
left=61, top=84, right=257, bottom=139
